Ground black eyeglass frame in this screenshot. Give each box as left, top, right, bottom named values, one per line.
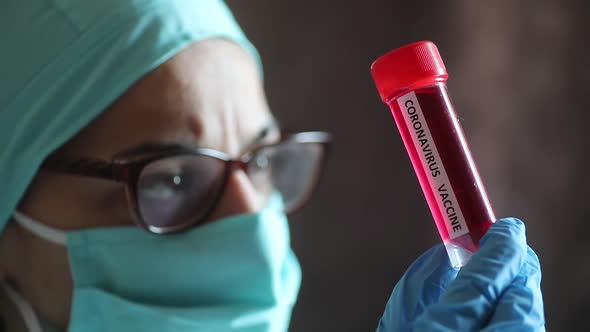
left=41, top=131, right=332, bottom=234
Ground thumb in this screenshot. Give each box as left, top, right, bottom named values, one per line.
left=413, top=218, right=528, bottom=331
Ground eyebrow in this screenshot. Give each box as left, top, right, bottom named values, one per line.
left=115, top=119, right=280, bottom=158
left=241, top=119, right=280, bottom=152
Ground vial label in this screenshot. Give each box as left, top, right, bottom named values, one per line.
left=397, top=91, right=469, bottom=239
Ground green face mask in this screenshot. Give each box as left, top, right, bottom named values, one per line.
left=13, top=194, right=302, bottom=332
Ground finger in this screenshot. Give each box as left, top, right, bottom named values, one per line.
left=414, top=218, right=528, bottom=331
left=378, top=244, right=458, bottom=331
left=481, top=246, right=545, bottom=332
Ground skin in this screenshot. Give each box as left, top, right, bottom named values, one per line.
left=0, top=39, right=277, bottom=329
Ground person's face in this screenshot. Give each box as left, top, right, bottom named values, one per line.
left=0, top=39, right=275, bottom=329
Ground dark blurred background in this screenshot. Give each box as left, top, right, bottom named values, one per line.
left=227, top=1, right=590, bottom=330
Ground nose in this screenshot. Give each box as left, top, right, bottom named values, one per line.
left=207, top=168, right=264, bottom=221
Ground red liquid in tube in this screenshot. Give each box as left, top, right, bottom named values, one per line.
left=371, top=41, right=495, bottom=267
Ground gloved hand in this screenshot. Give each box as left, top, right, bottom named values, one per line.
left=377, top=218, right=545, bottom=332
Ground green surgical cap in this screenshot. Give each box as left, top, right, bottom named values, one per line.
left=0, top=0, right=260, bottom=232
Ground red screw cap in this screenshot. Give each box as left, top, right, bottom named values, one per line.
left=371, top=41, right=448, bottom=102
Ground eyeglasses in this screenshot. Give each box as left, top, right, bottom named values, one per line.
left=41, top=131, right=331, bottom=234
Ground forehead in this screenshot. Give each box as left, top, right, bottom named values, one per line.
left=56, top=39, right=273, bottom=159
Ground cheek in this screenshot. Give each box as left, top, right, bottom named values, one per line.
left=70, top=183, right=135, bottom=229
left=96, top=185, right=136, bottom=227
left=16, top=224, right=72, bottom=284
left=14, top=226, right=74, bottom=328
left=25, top=172, right=134, bottom=230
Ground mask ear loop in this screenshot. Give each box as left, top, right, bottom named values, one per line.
left=1, top=283, right=43, bottom=332
left=12, top=212, right=67, bottom=246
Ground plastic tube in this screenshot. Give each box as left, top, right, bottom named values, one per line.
left=370, top=41, right=495, bottom=268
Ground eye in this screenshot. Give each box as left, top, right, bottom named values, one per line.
left=253, top=152, right=270, bottom=170
left=136, top=154, right=228, bottom=229
left=248, top=149, right=276, bottom=177
left=140, top=172, right=187, bottom=200
left=138, top=157, right=200, bottom=202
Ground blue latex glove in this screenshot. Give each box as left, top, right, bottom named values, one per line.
left=377, top=218, right=545, bottom=331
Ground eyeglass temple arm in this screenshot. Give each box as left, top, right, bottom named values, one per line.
left=42, top=158, right=123, bottom=181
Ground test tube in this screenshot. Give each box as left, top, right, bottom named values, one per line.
left=370, top=41, right=496, bottom=268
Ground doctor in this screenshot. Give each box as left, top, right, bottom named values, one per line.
left=0, top=0, right=544, bottom=331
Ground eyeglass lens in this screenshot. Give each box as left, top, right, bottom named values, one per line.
left=135, top=141, right=324, bottom=230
